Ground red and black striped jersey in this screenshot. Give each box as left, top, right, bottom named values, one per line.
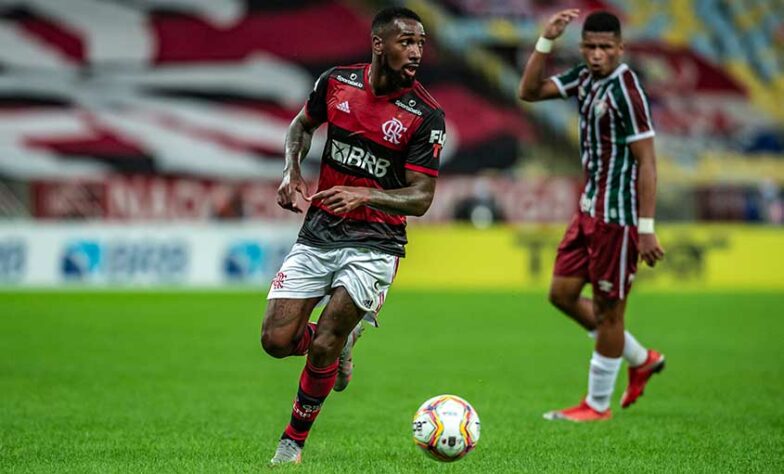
left=297, top=64, right=446, bottom=257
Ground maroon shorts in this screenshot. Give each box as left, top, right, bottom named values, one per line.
left=553, top=212, right=638, bottom=300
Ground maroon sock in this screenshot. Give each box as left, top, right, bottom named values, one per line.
left=282, top=358, right=338, bottom=446
left=292, top=322, right=317, bottom=356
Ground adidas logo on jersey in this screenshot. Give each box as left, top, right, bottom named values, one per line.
left=337, top=101, right=351, bottom=113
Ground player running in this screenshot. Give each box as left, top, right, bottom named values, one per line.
left=262, top=7, right=445, bottom=463
left=519, top=10, right=666, bottom=421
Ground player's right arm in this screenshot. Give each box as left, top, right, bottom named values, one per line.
left=277, top=69, right=332, bottom=213
left=630, top=137, right=665, bottom=267
left=518, top=9, right=580, bottom=102
left=277, top=109, right=321, bottom=213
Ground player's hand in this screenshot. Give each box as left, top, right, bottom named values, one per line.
left=276, top=170, right=311, bottom=213
left=638, top=233, right=665, bottom=268
left=311, top=186, right=371, bottom=214
left=542, top=9, right=580, bottom=40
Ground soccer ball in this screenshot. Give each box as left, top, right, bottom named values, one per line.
left=412, top=394, right=480, bottom=462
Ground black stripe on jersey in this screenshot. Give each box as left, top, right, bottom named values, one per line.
left=297, top=207, right=407, bottom=257
left=323, top=124, right=407, bottom=187
left=392, top=90, right=436, bottom=118
left=331, top=66, right=366, bottom=90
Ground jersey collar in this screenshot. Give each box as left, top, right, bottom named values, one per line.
left=591, top=63, right=628, bottom=88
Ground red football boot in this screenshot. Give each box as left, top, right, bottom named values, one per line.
left=621, top=349, right=666, bottom=409
left=543, top=399, right=612, bottom=422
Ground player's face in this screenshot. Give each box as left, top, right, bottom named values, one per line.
left=580, top=31, right=623, bottom=78
left=379, top=19, right=426, bottom=87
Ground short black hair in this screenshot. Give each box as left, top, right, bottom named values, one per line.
left=372, top=7, right=422, bottom=36
left=582, top=11, right=622, bottom=38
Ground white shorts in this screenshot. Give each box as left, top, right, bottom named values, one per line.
left=267, top=243, right=399, bottom=326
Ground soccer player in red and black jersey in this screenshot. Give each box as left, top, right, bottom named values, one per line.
left=262, top=7, right=445, bottom=464
left=519, top=10, right=666, bottom=421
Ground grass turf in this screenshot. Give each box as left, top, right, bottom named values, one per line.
left=1, top=291, right=783, bottom=473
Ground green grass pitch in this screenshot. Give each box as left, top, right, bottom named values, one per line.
left=1, top=290, right=783, bottom=472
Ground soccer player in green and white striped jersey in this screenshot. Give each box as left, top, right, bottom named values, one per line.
left=519, top=10, right=666, bottom=421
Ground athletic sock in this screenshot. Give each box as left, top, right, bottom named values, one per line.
left=282, top=358, right=339, bottom=447
left=586, top=351, right=622, bottom=412
left=622, top=331, right=649, bottom=367
left=588, top=330, right=648, bottom=367
left=292, top=322, right=317, bottom=356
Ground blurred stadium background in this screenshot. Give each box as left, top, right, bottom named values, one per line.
left=1, top=0, right=782, bottom=471
left=0, top=0, right=781, bottom=289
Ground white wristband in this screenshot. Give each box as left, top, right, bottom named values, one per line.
left=638, top=218, right=655, bottom=234
left=535, top=37, right=553, bottom=54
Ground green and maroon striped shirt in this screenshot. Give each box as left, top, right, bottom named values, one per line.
left=551, top=63, right=655, bottom=226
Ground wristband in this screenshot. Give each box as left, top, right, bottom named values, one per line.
left=535, top=37, right=554, bottom=54
left=638, top=218, right=655, bottom=234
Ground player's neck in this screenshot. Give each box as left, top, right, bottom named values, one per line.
left=368, top=63, right=401, bottom=96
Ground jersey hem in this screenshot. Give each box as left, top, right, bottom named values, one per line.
left=296, top=237, right=406, bottom=258
left=579, top=210, right=639, bottom=228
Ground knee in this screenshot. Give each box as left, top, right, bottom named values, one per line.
left=260, top=329, right=291, bottom=359
left=548, top=287, right=574, bottom=311
left=594, top=300, right=622, bottom=326
left=598, top=311, right=622, bottom=325
left=308, top=332, right=341, bottom=364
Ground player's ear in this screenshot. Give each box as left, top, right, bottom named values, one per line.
left=372, top=34, right=384, bottom=55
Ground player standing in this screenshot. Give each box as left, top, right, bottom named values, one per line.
left=519, top=10, right=666, bottom=421
left=262, top=7, right=445, bottom=463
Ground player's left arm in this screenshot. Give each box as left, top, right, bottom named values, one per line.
left=630, top=137, right=665, bottom=267
left=310, top=170, right=435, bottom=216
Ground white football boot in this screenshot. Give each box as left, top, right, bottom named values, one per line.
left=333, top=322, right=363, bottom=392
left=269, top=438, right=302, bottom=465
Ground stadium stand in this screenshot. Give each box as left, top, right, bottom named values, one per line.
left=0, top=0, right=536, bottom=179
left=415, top=0, right=783, bottom=220
left=0, top=0, right=548, bottom=219
left=0, top=0, right=780, bottom=222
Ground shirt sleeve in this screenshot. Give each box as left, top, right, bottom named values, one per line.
left=304, top=68, right=334, bottom=123
left=549, top=65, right=587, bottom=99
left=404, top=110, right=445, bottom=177
left=618, top=69, right=655, bottom=143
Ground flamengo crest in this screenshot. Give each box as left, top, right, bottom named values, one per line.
left=382, top=118, right=407, bottom=144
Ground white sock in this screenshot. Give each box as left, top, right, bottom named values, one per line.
left=622, top=331, right=649, bottom=367
left=586, top=351, right=622, bottom=412
left=587, top=330, right=648, bottom=367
